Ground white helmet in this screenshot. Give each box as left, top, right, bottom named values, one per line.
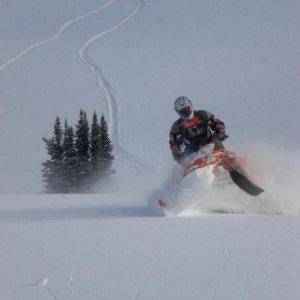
left=174, top=96, right=193, bottom=118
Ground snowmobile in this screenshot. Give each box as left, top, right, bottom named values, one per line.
left=158, top=136, right=264, bottom=212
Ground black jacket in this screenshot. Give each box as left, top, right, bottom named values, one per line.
left=169, top=110, right=226, bottom=159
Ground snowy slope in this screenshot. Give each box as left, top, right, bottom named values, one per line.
left=0, top=1, right=300, bottom=299
left=0, top=194, right=300, bottom=300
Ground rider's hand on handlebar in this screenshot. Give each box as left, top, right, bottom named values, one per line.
left=171, top=144, right=183, bottom=155
left=215, top=132, right=228, bottom=141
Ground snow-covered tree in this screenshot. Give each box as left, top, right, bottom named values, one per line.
left=42, top=110, right=114, bottom=193
left=63, top=119, right=77, bottom=192
left=42, top=116, right=65, bottom=193
left=98, top=114, right=114, bottom=177
left=75, top=109, right=90, bottom=190
left=90, top=112, right=101, bottom=181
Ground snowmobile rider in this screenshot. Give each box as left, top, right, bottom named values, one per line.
left=169, top=96, right=227, bottom=165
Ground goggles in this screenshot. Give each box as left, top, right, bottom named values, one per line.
left=179, top=106, right=192, bottom=117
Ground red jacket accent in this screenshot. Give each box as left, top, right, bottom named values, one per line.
left=179, top=117, right=202, bottom=130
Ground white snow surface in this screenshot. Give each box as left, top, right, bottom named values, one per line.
left=0, top=0, right=300, bottom=299
left=0, top=194, right=300, bottom=300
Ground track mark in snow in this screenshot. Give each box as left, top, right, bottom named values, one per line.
left=44, top=285, right=59, bottom=300
left=211, top=223, right=250, bottom=300
left=241, top=223, right=276, bottom=300
left=79, top=0, right=154, bottom=173
left=132, top=239, right=177, bottom=300
left=1, top=0, right=153, bottom=173
left=263, top=218, right=300, bottom=242
left=0, top=0, right=117, bottom=72
left=242, top=245, right=268, bottom=300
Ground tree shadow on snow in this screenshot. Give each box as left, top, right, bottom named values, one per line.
left=0, top=205, right=159, bottom=223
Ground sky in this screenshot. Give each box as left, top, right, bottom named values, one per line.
left=0, top=0, right=299, bottom=193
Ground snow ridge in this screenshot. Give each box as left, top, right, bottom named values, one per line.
left=132, top=239, right=177, bottom=300
left=242, top=245, right=268, bottom=300
left=0, top=0, right=117, bottom=72
left=211, top=223, right=250, bottom=300
left=79, top=0, right=154, bottom=173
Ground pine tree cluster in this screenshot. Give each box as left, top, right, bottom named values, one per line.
left=42, top=109, right=114, bottom=193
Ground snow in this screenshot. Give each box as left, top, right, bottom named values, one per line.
left=0, top=0, right=300, bottom=298
left=0, top=194, right=299, bottom=300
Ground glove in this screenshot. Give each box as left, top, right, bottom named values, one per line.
left=215, top=132, right=228, bottom=141
left=170, top=144, right=183, bottom=156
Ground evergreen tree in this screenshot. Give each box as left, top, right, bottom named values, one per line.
left=42, top=110, right=115, bottom=193
left=75, top=109, right=90, bottom=190
left=42, top=116, right=64, bottom=193
left=63, top=119, right=77, bottom=192
left=98, top=114, right=114, bottom=176
left=90, top=112, right=101, bottom=181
